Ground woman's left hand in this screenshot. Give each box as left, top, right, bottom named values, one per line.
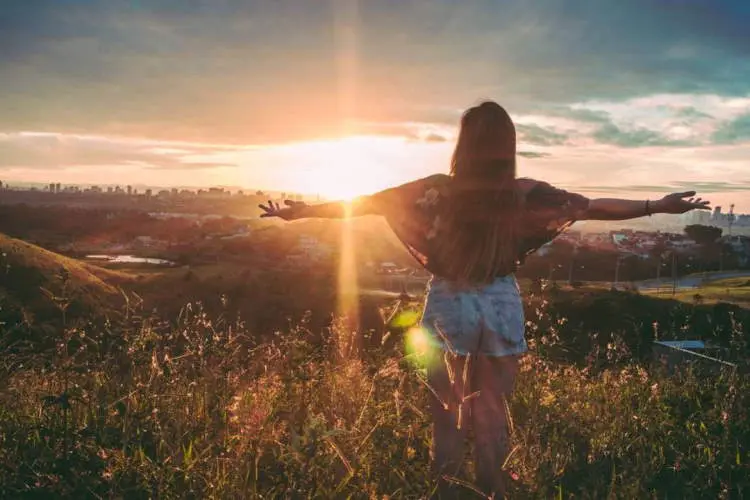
left=656, top=191, right=711, bottom=214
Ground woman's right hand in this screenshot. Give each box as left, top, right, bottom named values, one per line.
left=655, top=191, right=711, bottom=214
left=258, top=199, right=308, bottom=220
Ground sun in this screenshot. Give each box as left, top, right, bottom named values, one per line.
left=294, top=136, right=396, bottom=201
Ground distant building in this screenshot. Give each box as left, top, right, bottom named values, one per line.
left=690, top=209, right=711, bottom=225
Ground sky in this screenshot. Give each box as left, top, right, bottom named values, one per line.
left=1, top=0, right=750, bottom=211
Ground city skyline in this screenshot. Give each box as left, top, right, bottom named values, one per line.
left=1, top=1, right=750, bottom=209
left=5, top=179, right=750, bottom=219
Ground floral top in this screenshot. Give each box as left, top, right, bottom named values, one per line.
left=366, top=173, right=590, bottom=281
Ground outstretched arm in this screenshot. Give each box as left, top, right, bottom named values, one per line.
left=259, top=176, right=438, bottom=221
left=259, top=195, right=381, bottom=220
left=581, top=191, right=710, bottom=221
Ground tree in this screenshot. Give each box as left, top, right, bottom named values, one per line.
left=684, top=224, right=722, bottom=245
left=685, top=224, right=723, bottom=272
left=649, top=240, right=670, bottom=279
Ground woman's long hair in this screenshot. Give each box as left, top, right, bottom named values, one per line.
left=434, top=101, right=524, bottom=284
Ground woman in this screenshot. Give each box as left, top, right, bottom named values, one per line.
left=260, top=101, right=710, bottom=498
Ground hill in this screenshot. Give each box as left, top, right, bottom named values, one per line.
left=0, top=233, right=134, bottom=326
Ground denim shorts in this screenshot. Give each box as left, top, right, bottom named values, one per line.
left=420, top=274, right=527, bottom=357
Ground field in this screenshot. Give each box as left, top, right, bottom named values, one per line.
left=641, top=276, right=750, bottom=308
left=1, top=240, right=749, bottom=498
left=1, top=297, right=748, bottom=497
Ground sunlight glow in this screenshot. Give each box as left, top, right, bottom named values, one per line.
left=291, top=136, right=399, bottom=200
left=336, top=201, right=360, bottom=339
left=334, top=0, right=362, bottom=345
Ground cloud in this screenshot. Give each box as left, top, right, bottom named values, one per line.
left=0, top=133, right=236, bottom=171
left=673, top=180, right=750, bottom=192
left=574, top=181, right=750, bottom=194
left=545, top=107, right=612, bottom=124
left=350, top=120, right=454, bottom=143
left=711, top=113, right=750, bottom=144
left=2, top=1, right=750, bottom=143
left=518, top=151, right=551, bottom=159
left=592, top=123, right=690, bottom=148
left=516, top=124, right=568, bottom=146
left=423, top=133, right=448, bottom=143
left=565, top=94, right=750, bottom=147
left=676, top=106, right=714, bottom=120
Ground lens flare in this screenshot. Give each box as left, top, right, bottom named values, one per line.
left=405, top=326, right=431, bottom=358
left=391, top=309, right=421, bottom=329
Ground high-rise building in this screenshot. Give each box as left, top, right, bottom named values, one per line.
left=690, top=210, right=711, bottom=225
left=55, top=183, right=61, bottom=193
left=712, top=206, right=722, bottom=221
left=127, top=185, right=132, bottom=196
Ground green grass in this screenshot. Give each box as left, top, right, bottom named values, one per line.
left=641, top=276, right=750, bottom=308
left=0, top=233, right=133, bottom=291
left=0, top=239, right=748, bottom=497
left=1, top=292, right=748, bottom=499
left=0, top=233, right=137, bottom=324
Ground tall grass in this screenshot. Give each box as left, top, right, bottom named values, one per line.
left=1, top=288, right=748, bottom=498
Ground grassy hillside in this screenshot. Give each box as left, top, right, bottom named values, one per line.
left=0, top=233, right=133, bottom=325
left=0, top=297, right=747, bottom=498
left=1, top=231, right=748, bottom=497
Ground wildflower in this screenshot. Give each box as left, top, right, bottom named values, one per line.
left=541, top=392, right=556, bottom=407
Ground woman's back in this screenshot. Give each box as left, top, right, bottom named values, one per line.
left=368, top=173, right=590, bottom=285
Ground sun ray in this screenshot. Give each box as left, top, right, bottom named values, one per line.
left=337, top=202, right=360, bottom=353
left=333, top=0, right=361, bottom=352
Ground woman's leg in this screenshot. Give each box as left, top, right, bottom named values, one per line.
left=471, top=354, right=519, bottom=498
left=425, top=349, right=469, bottom=498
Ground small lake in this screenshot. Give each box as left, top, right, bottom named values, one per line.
left=86, top=254, right=175, bottom=266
